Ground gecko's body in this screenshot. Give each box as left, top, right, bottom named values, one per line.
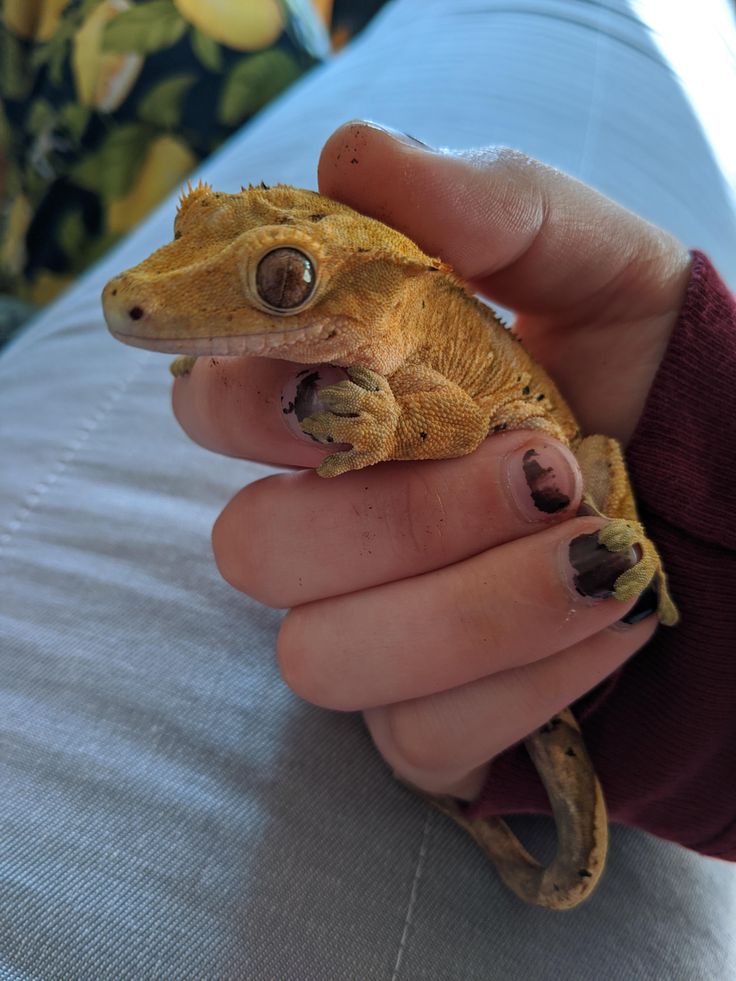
left=102, top=182, right=677, bottom=910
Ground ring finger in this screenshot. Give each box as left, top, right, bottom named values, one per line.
left=363, top=615, right=656, bottom=797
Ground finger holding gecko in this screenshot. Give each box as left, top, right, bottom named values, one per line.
left=210, top=428, right=583, bottom=607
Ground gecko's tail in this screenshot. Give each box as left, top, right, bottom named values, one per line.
left=414, top=706, right=608, bottom=910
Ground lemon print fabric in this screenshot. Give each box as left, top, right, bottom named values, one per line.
left=172, top=0, right=283, bottom=51
left=0, top=0, right=328, bottom=304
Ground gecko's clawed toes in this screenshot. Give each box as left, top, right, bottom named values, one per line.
left=597, top=520, right=640, bottom=552
left=170, top=355, right=197, bottom=377
left=300, top=411, right=344, bottom=444
left=595, top=518, right=651, bottom=600
left=316, top=381, right=364, bottom=415
left=316, top=449, right=373, bottom=478
left=612, top=562, right=655, bottom=602
left=345, top=365, right=388, bottom=392
left=596, top=519, right=677, bottom=624
left=300, top=364, right=401, bottom=472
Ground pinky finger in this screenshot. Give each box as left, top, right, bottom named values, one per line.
left=363, top=616, right=657, bottom=798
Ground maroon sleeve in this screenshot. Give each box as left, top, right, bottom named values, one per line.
left=467, top=251, right=736, bottom=860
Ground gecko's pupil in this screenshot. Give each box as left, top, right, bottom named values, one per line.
left=256, top=248, right=315, bottom=311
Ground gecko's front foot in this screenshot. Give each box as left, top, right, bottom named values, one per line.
left=300, top=366, right=400, bottom=477
left=170, top=355, right=197, bottom=377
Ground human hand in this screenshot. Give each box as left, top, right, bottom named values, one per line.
left=172, top=122, right=692, bottom=800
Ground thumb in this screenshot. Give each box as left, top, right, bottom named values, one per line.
left=318, top=121, right=691, bottom=441
left=317, top=121, right=689, bottom=324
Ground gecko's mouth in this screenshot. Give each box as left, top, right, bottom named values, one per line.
left=109, top=319, right=335, bottom=357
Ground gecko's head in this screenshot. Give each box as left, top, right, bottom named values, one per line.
left=102, top=182, right=442, bottom=369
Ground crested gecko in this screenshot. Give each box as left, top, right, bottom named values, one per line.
left=102, top=181, right=678, bottom=910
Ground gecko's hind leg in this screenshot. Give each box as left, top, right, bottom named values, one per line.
left=574, top=435, right=678, bottom=626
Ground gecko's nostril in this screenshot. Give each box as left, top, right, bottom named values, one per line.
left=128, top=306, right=144, bottom=320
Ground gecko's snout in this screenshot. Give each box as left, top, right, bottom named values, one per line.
left=102, top=276, right=148, bottom=339
left=102, top=274, right=205, bottom=355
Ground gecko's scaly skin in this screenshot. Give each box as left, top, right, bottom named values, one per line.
left=102, top=182, right=678, bottom=910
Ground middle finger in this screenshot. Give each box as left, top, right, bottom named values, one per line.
left=276, top=514, right=645, bottom=710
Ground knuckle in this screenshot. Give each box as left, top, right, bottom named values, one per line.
left=211, top=479, right=287, bottom=608
left=211, top=505, right=245, bottom=591
left=383, top=700, right=452, bottom=778
left=276, top=610, right=311, bottom=698
left=276, top=609, right=334, bottom=707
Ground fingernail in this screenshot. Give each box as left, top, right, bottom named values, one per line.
left=504, top=441, right=581, bottom=521
left=568, top=531, right=640, bottom=599
left=618, top=585, right=659, bottom=625
left=395, top=131, right=432, bottom=149
left=361, top=121, right=435, bottom=151
left=280, top=365, right=347, bottom=441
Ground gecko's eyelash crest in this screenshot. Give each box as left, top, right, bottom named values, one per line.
left=254, top=247, right=317, bottom=313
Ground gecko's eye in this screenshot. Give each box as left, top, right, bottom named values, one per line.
left=255, top=247, right=316, bottom=312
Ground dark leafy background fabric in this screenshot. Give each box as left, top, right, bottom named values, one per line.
left=0, top=0, right=329, bottom=305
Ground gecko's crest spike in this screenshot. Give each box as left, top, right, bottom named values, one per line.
left=177, top=179, right=213, bottom=217
left=260, top=181, right=270, bottom=190
left=177, top=180, right=193, bottom=209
